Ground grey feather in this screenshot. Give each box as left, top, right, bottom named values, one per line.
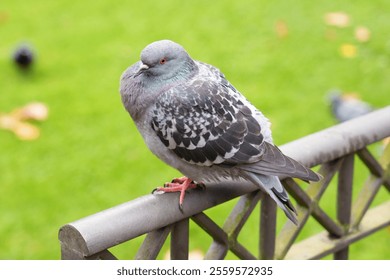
left=120, top=40, right=321, bottom=225
left=245, top=172, right=298, bottom=225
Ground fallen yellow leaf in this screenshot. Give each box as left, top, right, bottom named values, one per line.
left=324, top=12, right=350, bottom=28
left=275, top=20, right=289, bottom=38
left=340, top=44, right=357, bottom=58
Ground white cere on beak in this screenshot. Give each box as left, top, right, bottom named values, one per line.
left=139, top=63, right=149, bottom=71
left=134, top=63, right=150, bottom=77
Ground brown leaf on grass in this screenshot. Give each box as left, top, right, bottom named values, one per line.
left=11, top=102, right=49, bottom=121
left=0, top=114, right=17, bottom=130
left=13, top=122, right=40, bottom=141
left=188, top=249, right=204, bottom=260
left=340, top=44, right=357, bottom=58
left=355, top=26, right=371, bottom=42
left=325, top=28, right=338, bottom=40
left=163, top=249, right=204, bottom=260
left=324, top=12, right=350, bottom=28
left=0, top=114, right=40, bottom=140
left=342, top=92, right=360, bottom=101
left=0, top=11, right=9, bottom=24
left=275, top=20, right=288, bottom=38
left=1, top=102, right=48, bottom=141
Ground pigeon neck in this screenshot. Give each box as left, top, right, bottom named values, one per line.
left=167, top=57, right=197, bottom=80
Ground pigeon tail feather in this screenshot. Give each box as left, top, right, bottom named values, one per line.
left=244, top=171, right=299, bottom=225
left=240, top=141, right=322, bottom=182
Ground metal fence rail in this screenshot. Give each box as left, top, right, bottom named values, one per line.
left=59, top=106, right=390, bottom=260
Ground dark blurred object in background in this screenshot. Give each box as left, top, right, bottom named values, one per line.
left=328, top=89, right=373, bottom=122
left=13, top=44, right=35, bottom=70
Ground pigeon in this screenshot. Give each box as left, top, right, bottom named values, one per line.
left=13, top=44, right=35, bottom=70
left=328, top=90, right=373, bottom=122
left=120, top=40, right=321, bottom=225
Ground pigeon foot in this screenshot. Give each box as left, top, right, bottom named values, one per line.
left=155, top=176, right=203, bottom=210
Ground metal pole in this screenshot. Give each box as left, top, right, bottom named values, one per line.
left=259, top=194, right=277, bottom=259
left=334, top=153, right=354, bottom=259
left=170, top=219, right=189, bottom=260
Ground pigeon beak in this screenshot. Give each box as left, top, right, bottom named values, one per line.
left=134, top=63, right=149, bottom=77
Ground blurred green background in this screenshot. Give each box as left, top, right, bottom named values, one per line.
left=0, top=0, right=389, bottom=259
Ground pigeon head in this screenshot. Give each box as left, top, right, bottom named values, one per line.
left=135, top=40, right=195, bottom=80
left=120, top=40, right=197, bottom=120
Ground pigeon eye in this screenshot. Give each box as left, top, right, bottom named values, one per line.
left=159, top=58, right=167, bottom=65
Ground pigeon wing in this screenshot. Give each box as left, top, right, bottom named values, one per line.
left=151, top=76, right=264, bottom=166
left=151, top=74, right=320, bottom=182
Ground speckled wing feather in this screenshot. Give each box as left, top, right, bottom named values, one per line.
left=151, top=67, right=319, bottom=182
left=151, top=76, right=264, bottom=165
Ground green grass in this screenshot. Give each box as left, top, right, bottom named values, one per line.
left=0, top=0, right=389, bottom=259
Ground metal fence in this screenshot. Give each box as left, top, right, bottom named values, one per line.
left=59, top=106, right=390, bottom=260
